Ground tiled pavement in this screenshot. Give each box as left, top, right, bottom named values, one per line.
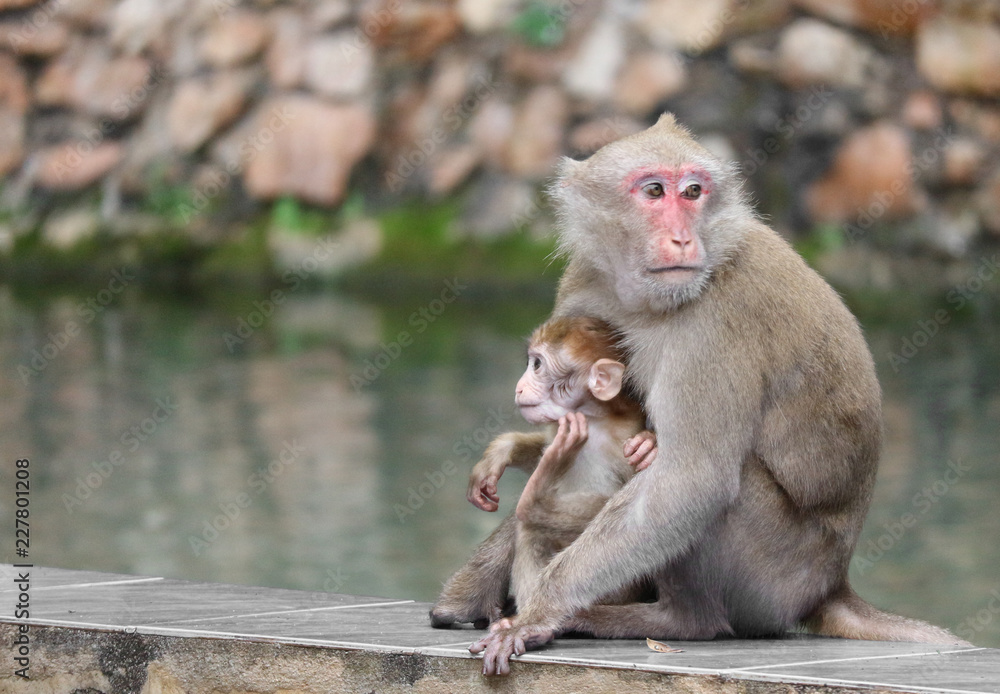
left=2, top=565, right=998, bottom=693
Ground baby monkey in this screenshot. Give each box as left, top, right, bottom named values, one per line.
left=431, top=316, right=656, bottom=628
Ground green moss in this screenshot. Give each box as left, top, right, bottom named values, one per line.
left=510, top=1, right=568, bottom=47
left=795, top=223, right=846, bottom=267
left=269, top=196, right=340, bottom=237
left=142, top=166, right=202, bottom=225
left=195, top=220, right=274, bottom=289
left=350, top=199, right=561, bottom=288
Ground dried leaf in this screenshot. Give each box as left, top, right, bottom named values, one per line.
left=646, top=637, right=683, bottom=653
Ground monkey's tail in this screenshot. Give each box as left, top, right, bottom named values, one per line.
left=804, top=586, right=972, bottom=647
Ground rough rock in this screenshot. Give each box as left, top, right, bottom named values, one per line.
left=0, top=20, right=70, bottom=56
left=562, top=12, right=626, bottom=102
left=243, top=98, right=375, bottom=205
left=304, top=32, right=374, bottom=99
left=469, top=100, right=514, bottom=169
left=807, top=121, right=918, bottom=224
left=462, top=173, right=538, bottom=238
left=0, top=54, right=29, bottom=117
left=265, top=9, right=309, bottom=89
left=56, top=0, right=114, bottom=28
left=728, top=0, right=792, bottom=35
left=917, top=17, right=1000, bottom=97
left=793, top=0, right=930, bottom=36
left=0, top=111, right=25, bottom=178
left=365, top=1, right=461, bottom=63
left=920, top=198, right=980, bottom=257
left=637, top=0, right=734, bottom=53
left=942, top=138, right=985, bottom=187
left=312, top=0, right=352, bottom=29
left=167, top=73, right=251, bottom=152
left=429, top=145, right=481, bottom=195
left=427, top=55, right=479, bottom=112
left=728, top=38, right=774, bottom=75
left=269, top=217, right=382, bottom=277
left=775, top=18, right=873, bottom=89
left=36, top=43, right=155, bottom=119
left=902, top=90, right=943, bottom=131
left=457, top=0, right=517, bottom=33
left=948, top=101, right=1000, bottom=145
left=35, top=141, right=124, bottom=190
left=504, top=86, right=567, bottom=179
left=0, top=54, right=29, bottom=177
left=568, top=117, right=645, bottom=157
left=110, top=0, right=185, bottom=55
left=975, top=171, right=1000, bottom=234
left=614, top=51, right=687, bottom=115
left=503, top=44, right=570, bottom=83
left=200, top=11, right=270, bottom=68
left=43, top=208, right=101, bottom=250
left=0, top=0, right=40, bottom=9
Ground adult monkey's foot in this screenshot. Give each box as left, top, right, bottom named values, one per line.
left=468, top=618, right=557, bottom=675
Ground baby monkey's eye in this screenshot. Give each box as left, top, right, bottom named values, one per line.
left=681, top=183, right=702, bottom=200
left=531, top=356, right=542, bottom=371
left=642, top=182, right=664, bottom=198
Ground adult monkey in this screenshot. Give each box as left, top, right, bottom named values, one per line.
left=471, top=114, right=968, bottom=675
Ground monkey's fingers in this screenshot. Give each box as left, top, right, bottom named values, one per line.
left=626, top=437, right=656, bottom=467
left=633, top=446, right=658, bottom=472
left=545, top=418, right=572, bottom=458
left=467, top=476, right=501, bottom=511
left=573, top=412, right=589, bottom=445
left=489, top=633, right=521, bottom=676
left=562, top=412, right=588, bottom=450
left=470, top=493, right=499, bottom=512
left=469, top=633, right=504, bottom=674
left=623, top=435, right=641, bottom=457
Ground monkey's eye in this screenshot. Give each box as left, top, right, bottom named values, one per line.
left=642, top=182, right=665, bottom=198
left=681, top=183, right=702, bottom=200
left=531, top=356, right=542, bottom=371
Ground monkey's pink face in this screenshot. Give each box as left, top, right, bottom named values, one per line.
left=515, top=349, right=584, bottom=424
left=626, top=165, right=713, bottom=285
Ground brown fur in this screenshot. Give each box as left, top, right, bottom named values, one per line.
left=431, top=319, right=648, bottom=628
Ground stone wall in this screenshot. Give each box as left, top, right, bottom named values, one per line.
left=1, top=0, right=999, bottom=258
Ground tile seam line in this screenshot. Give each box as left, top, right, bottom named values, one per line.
left=2, top=577, right=165, bottom=592
left=422, top=640, right=483, bottom=649
left=719, top=669, right=996, bottom=694
left=153, top=599, right=416, bottom=623
left=723, top=646, right=988, bottom=672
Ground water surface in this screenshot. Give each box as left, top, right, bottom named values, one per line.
left=0, top=281, right=997, bottom=647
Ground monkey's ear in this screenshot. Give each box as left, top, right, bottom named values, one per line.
left=556, top=156, right=584, bottom=181
left=654, top=113, right=678, bottom=129
left=589, top=359, right=625, bottom=401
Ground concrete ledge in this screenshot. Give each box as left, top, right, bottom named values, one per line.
left=2, top=565, right=998, bottom=693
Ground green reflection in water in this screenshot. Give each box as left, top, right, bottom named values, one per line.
left=0, top=282, right=997, bottom=646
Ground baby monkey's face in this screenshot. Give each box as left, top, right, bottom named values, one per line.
left=514, top=347, right=588, bottom=424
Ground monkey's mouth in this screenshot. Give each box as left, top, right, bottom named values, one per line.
left=518, top=405, right=552, bottom=424
left=647, top=265, right=701, bottom=274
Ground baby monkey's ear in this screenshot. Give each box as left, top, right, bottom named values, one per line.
left=588, top=359, right=625, bottom=401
